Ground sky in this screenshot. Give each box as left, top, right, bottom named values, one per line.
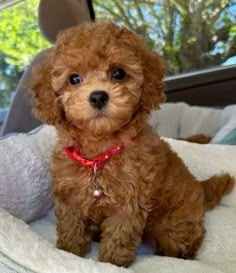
left=222, top=56, right=236, bottom=66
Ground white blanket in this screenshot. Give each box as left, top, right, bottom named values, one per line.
left=151, top=103, right=236, bottom=144
left=0, top=137, right=236, bottom=273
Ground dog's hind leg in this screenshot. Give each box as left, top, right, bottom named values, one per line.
left=144, top=199, right=205, bottom=259
left=145, top=217, right=205, bottom=259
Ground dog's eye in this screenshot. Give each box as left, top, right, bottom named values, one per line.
left=111, top=68, right=126, bottom=80
left=69, top=73, right=82, bottom=85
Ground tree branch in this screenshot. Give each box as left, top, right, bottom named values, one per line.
left=94, top=1, right=134, bottom=30
left=133, top=0, right=145, bottom=22
left=214, top=25, right=231, bottom=42
left=208, top=3, right=229, bottom=26
left=113, top=0, right=134, bottom=29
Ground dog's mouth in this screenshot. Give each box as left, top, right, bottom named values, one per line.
left=95, top=107, right=112, bottom=117
left=95, top=112, right=108, bottom=119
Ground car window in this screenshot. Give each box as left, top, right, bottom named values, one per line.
left=0, top=0, right=49, bottom=124
left=94, top=0, right=236, bottom=75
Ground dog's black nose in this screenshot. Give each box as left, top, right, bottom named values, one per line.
left=89, top=91, right=109, bottom=109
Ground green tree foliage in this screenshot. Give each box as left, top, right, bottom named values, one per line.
left=0, top=0, right=50, bottom=108
left=0, top=0, right=50, bottom=69
left=94, top=0, right=236, bottom=73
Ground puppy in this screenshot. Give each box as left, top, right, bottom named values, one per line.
left=31, top=21, right=234, bottom=267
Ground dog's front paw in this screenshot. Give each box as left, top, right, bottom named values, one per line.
left=57, top=238, right=91, bottom=257
left=98, top=240, right=136, bottom=267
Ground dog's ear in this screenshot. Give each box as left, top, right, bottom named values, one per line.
left=31, top=49, right=62, bottom=125
left=141, top=50, right=166, bottom=112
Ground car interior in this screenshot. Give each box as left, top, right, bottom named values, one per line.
left=0, top=1, right=235, bottom=273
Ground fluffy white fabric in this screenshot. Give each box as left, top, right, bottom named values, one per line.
left=0, top=126, right=56, bottom=222
left=0, top=209, right=130, bottom=273
left=0, top=138, right=236, bottom=273
left=150, top=103, right=236, bottom=145
left=0, top=104, right=236, bottom=272
left=150, top=102, right=222, bottom=139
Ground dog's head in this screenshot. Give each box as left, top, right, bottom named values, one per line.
left=31, top=22, right=166, bottom=136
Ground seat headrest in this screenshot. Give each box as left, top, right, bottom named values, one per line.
left=38, top=0, right=94, bottom=44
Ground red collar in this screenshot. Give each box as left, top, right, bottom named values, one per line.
left=64, top=143, right=125, bottom=171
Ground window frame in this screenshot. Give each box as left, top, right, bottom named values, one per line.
left=165, top=65, right=236, bottom=107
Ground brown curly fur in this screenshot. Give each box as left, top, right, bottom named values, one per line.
left=31, top=21, right=234, bottom=267
left=179, top=134, right=212, bottom=144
